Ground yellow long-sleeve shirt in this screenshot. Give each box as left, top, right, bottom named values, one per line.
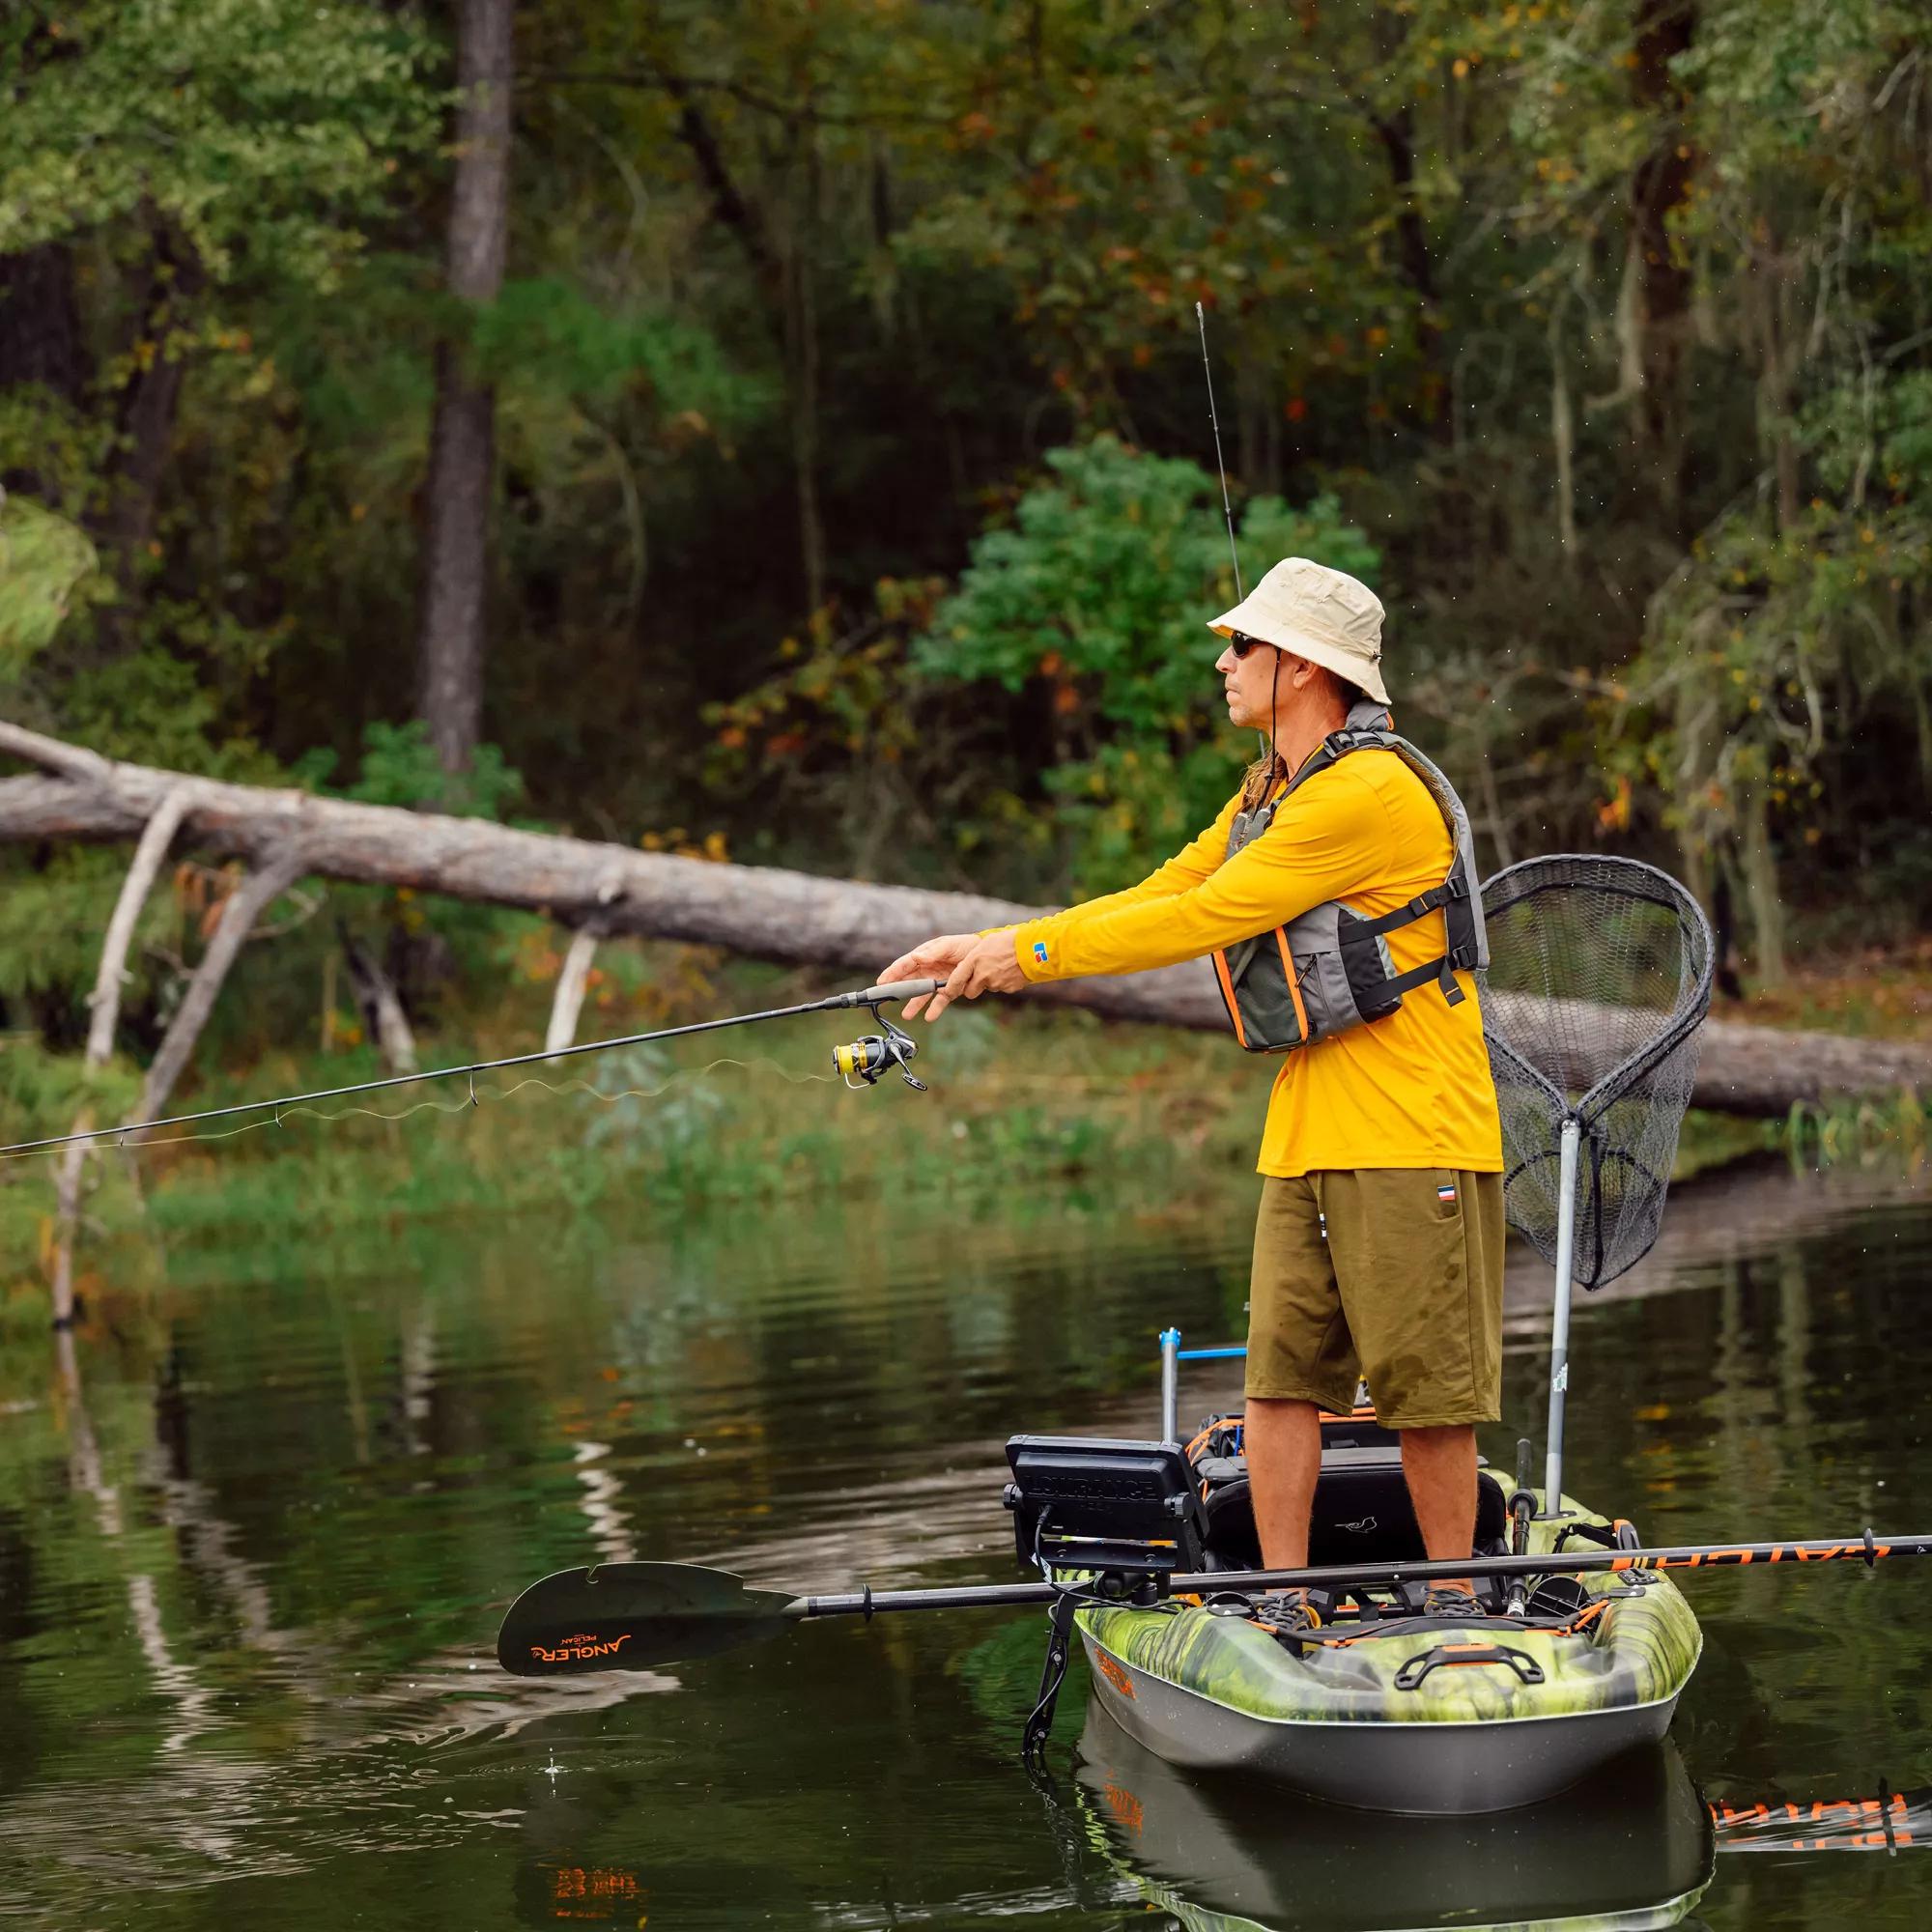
left=1010, top=749, right=1503, bottom=1179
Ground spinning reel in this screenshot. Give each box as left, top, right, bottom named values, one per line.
left=832, top=1009, right=925, bottom=1092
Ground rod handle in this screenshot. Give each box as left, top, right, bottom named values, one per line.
left=839, top=978, right=940, bottom=1006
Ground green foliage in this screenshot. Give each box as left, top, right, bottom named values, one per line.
left=2, top=0, right=1929, bottom=1052
left=0, top=1026, right=140, bottom=1124
left=475, top=279, right=768, bottom=429
left=1621, top=489, right=1932, bottom=953
left=0, top=496, right=102, bottom=666
left=295, top=720, right=526, bottom=820
left=0, top=852, right=145, bottom=1009
left=48, top=650, right=282, bottom=779
left=0, top=0, right=437, bottom=286
left=1782, top=1088, right=1929, bottom=1167
left=914, top=437, right=1378, bottom=889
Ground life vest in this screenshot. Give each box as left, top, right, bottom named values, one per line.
left=1210, top=701, right=1490, bottom=1055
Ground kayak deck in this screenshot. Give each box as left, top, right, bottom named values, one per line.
left=1077, top=1490, right=1701, bottom=1813
left=1003, top=1401, right=1704, bottom=1814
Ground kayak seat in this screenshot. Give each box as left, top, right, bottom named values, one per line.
left=1192, top=1445, right=1511, bottom=1570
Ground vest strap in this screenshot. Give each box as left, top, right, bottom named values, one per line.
left=1378, top=952, right=1467, bottom=1006
left=1351, top=881, right=1454, bottom=940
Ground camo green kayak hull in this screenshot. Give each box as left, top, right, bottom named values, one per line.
left=1076, top=1496, right=1702, bottom=1816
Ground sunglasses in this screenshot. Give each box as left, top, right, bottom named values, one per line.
left=1226, top=631, right=1275, bottom=659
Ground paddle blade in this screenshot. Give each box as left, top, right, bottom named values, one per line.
left=496, top=1561, right=800, bottom=1676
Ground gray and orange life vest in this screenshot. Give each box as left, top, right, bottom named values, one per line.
left=1211, top=701, right=1489, bottom=1054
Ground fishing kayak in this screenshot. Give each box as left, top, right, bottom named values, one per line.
left=1008, top=1400, right=1702, bottom=1815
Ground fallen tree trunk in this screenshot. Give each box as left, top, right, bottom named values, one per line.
left=0, top=721, right=1203, bottom=1025
left=3, top=722, right=1927, bottom=1117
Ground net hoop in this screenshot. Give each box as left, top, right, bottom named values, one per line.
left=1481, top=857, right=1715, bottom=1129
left=1478, top=854, right=1716, bottom=1290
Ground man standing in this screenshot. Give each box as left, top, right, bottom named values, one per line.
left=879, top=557, right=1504, bottom=1622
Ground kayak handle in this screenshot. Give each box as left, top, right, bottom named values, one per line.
left=1393, top=1641, right=1546, bottom=1691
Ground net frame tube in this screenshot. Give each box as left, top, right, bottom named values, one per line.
left=1544, top=1116, right=1580, bottom=1507
left=1159, top=1327, right=1181, bottom=1444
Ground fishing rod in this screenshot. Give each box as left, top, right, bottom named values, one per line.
left=1196, top=298, right=1277, bottom=771
left=0, top=977, right=940, bottom=1160
left=1194, top=299, right=1243, bottom=602
left=497, top=1530, right=1932, bottom=1676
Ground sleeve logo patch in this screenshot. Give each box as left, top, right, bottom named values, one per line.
left=1032, top=941, right=1049, bottom=964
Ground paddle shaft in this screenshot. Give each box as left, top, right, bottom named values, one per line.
left=0, top=978, right=940, bottom=1157
left=788, top=1529, right=1932, bottom=1623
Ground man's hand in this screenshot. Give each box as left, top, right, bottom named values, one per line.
left=921, top=929, right=1027, bottom=1022
left=877, top=932, right=980, bottom=1019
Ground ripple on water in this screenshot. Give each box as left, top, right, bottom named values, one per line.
left=4, top=1161, right=1932, bottom=1929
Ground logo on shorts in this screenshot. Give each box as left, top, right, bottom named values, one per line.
left=1436, top=1183, right=1458, bottom=1204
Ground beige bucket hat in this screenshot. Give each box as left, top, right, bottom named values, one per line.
left=1208, top=556, right=1388, bottom=704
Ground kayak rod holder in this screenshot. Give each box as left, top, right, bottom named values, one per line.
left=1544, top=1116, right=1581, bottom=1513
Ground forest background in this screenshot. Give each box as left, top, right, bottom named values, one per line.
left=4, top=0, right=1932, bottom=1194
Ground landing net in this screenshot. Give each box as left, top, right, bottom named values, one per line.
left=1478, top=855, right=1715, bottom=1289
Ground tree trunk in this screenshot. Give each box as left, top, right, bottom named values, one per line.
left=1550, top=308, right=1577, bottom=561
left=2, top=723, right=1924, bottom=1116
left=785, top=227, right=827, bottom=616
left=1629, top=0, right=1699, bottom=534
left=48, top=786, right=192, bottom=1325
left=1738, top=783, right=1787, bottom=988
left=654, top=66, right=825, bottom=614
left=338, top=923, right=419, bottom=1075
left=545, top=926, right=601, bottom=1059
left=1370, top=106, right=1450, bottom=445
left=93, top=225, right=204, bottom=602
left=417, top=0, right=515, bottom=776
left=135, top=845, right=310, bottom=1125
left=0, top=243, right=89, bottom=497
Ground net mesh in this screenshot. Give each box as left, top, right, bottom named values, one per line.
left=1478, top=855, right=1714, bottom=1290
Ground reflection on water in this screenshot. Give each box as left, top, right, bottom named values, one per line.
left=1070, top=1707, right=1715, bottom=1931
left=0, top=1155, right=1927, bottom=1928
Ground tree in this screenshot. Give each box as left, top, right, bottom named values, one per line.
left=417, top=0, right=517, bottom=777
left=0, top=0, right=436, bottom=788
left=914, top=437, right=1379, bottom=892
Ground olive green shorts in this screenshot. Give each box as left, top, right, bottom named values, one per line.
left=1245, top=1168, right=1504, bottom=1429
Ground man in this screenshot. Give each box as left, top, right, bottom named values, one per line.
left=879, top=556, right=1505, bottom=1623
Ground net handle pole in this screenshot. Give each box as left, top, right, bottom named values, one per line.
left=1544, top=1117, right=1580, bottom=1510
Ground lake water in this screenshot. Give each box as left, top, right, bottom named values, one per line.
left=2, top=1147, right=1930, bottom=1930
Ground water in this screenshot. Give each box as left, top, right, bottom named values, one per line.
left=2, top=1151, right=1930, bottom=1929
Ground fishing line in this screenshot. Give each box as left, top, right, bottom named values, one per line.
left=0, top=978, right=935, bottom=1163
left=1197, top=297, right=1274, bottom=775
left=0, top=1056, right=842, bottom=1164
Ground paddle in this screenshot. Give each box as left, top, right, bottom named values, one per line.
left=497, top=1530, right=1932, bottom=1676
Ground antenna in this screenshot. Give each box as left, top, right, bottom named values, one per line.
left=1196, top=299, right=1243, bottom=601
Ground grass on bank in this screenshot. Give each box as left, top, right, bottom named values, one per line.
left=3, top=945, right=1926, bottom=1322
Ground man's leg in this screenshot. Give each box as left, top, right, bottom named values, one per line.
left=1243, top=1176, right=1361, bottom=1573
left=1398, top=1423, right=1478, bottom=1561
left=1321, top=1168, right=1505, bottom=1585
left=1243, top=1398, right=1322, bottom=1568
